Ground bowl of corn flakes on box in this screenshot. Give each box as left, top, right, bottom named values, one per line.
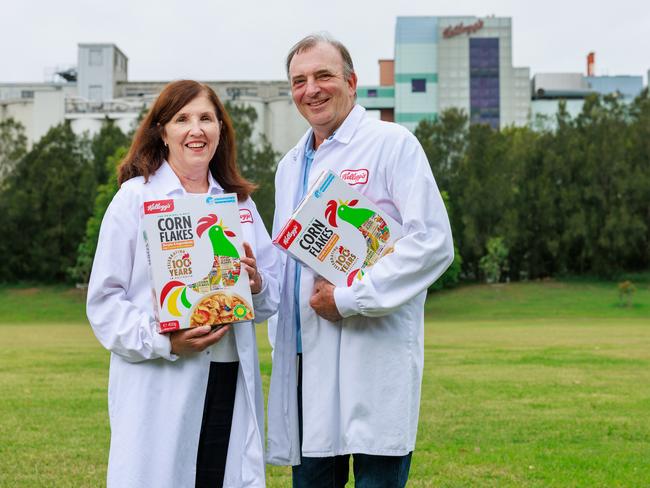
left=190, top=292, right=254, bottom=328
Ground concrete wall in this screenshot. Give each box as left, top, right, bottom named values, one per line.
left=0, top=99, right=34, bottom=145
left=33, top=90, right=65, bottom=142
left=0, top=91, right=65, bottom=147
left=437, top=16, right=473, bottom=118
left=78, top=44, right=128, bottom=101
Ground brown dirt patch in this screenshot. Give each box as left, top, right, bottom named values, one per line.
left=12, top=288, right=40, bottom=296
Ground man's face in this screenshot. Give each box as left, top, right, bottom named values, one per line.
left=289, top=42, right=357, bottom=139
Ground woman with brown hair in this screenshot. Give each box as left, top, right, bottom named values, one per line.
left=87, top=80, right=279, bottom=487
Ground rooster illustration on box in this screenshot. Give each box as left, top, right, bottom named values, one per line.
left=160, top=214, right=241, bottom=317
left=325, top=198, right=392, bottom=284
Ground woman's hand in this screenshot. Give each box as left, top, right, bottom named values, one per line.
left=241, top=242, right=262, bottom=294
left=170, top=325, right=230, bottom=356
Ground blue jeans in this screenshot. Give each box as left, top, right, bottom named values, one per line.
left=293, top=355, right=412, bottom=487
left=292, top=452, right=412, bottom=488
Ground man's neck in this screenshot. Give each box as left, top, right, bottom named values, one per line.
left=312, top=130, right=330, bottom=150
left=312, top=104, right=355, bottom=150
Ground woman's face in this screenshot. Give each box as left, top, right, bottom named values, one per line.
left=162, top=94, right=221, bottom=173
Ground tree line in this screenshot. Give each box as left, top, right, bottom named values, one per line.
left=0, top=90, right=648, bottom=284
left=416, top=90, right=650, bottom=281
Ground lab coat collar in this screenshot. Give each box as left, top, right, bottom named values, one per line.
left=149, top=160, right=224, bottom=196
left=329, top=104, right=365, bottom=146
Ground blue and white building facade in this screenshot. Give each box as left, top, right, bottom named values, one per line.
left=358, top=16, right=531, bottom=131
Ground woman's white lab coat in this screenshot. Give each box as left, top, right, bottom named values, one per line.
left=87, top=162, right=279, bottom=487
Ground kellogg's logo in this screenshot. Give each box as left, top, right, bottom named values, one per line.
left=275, top=220, right=302, bottom=250
left=240, top=209, right=253, bottom=224
left=340, top=169, right=369, bottom=185
left=144, top=199, right=174, bottom=214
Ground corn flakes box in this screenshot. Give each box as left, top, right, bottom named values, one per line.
left=142, top=194, right=254, bottom=333
left=273, top=170, right=402, bottom=287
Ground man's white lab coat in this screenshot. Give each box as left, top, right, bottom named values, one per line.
left=267, top=105, right=454, bottom=464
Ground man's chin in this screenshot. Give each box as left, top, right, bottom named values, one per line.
left=306, top=112, right=333, bottom=127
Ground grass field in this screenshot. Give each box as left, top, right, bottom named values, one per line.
left=1, top=280, right=649, bottom=487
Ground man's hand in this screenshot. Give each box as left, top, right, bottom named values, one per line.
left=241, top=242, right=263, bottom=294
left=309, top=277, right=343, bottom=322
left=170, top=324, right=230, bottom=356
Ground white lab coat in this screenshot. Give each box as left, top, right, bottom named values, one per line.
left=87, top=161, right=280, bottom=487
left=266, top=105, right=454, bottom=465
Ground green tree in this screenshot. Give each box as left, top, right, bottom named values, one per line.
left=414, top=107, right=468, bottom=194
left=455, top=123, right=513, bottom=278
left=0, top=122, right=95, bottom=281
left=91, top=118, right=129, bottom=185
left=563, top=94, right=645, bottom=276
left=0, top=118, right=28, bottom=185
left=68, top=147, right=126, bottom=284
left=625, top=88, right=650, bottom=270
left=501, top=126, right=557, bottom=279
left=129, top=104, right=149, bottom=138
left=429, top=191, right=463, bottom=291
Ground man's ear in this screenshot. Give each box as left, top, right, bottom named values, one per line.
left=348, top=72, right=358, bottom=94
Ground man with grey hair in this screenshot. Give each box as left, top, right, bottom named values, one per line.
left=267, top=33, right=454, bottom=487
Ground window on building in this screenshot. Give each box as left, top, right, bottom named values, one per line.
left=89, top=85, right=103, bottom=101
left=21, top=90, right=34, bottom=99
left=114, top=52, right=126, bottom=72
left=411, top=79, right=426, bottom=93
left=367, top=89, right=378, bottom=98
left=89, top=48, right=103, bottom=66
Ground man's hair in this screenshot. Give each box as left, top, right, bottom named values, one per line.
left=285, top=33, right=355, bottom=81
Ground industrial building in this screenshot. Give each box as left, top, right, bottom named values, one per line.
left=0, top=43, right=308, bottom=153
left=1, top=24, right=647, bottom=152
left=531, top=70, right=644, bottom=125
left=357, top=16, right=531, bottom=130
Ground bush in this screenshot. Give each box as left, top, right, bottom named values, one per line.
left=479, top=237, right=509, bottom=284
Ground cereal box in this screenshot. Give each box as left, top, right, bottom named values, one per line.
left=142, top=194, right=254, bottom=333
left=273, top=170, right=402, bottom=287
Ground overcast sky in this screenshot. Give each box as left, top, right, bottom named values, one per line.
left=2, top=0, right=649, bottom=85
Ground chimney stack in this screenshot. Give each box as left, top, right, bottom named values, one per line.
left=587, top=52, right=595, bottom=76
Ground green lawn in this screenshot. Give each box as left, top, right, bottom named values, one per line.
left=1, top=281, right=649, bottom=487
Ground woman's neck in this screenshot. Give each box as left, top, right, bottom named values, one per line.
left=168, top=160, right=209, bottom=193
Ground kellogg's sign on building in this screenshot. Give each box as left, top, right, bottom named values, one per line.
left=443, top=19, right=484, bottom=39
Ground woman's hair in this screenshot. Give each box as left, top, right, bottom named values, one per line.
left=118, top=80, right=256, bottom=200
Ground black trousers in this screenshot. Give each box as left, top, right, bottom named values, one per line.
left=195, top=361, right=239, bottom=488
